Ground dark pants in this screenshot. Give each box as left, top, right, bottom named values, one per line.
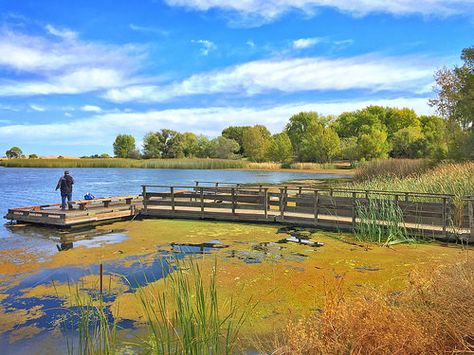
left=61, top=192, right=72, bottom=210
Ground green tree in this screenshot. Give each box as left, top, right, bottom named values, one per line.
left=28, top=154, right=38, bottom=159
left=113, top=134, right=136, bottom=158
left=181, top=132, right=199, bottom=158
left=430, top=46, right=474, bottom=130
left=142, top=129, right=185, bottom=159
left=391, top=126, right=424, bottom=158
left=285, top=112, right=329, bottom=159
left=299, top=121, right=340, bottom=163
left=210, top=136, right=240, bottom=159
left=266, top=132, right=293, bottom=163
left=222, top=126, right=250, bottom=155
left=356, top=128, right=390, bottom=160
left=143, top=132, right=164, bottom=158
left=6, top=146, right=23, bottom=159
left=242, top=125, right=271, bottom=162
left=195, top=135, right=213, bottom=158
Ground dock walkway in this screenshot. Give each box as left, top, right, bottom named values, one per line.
left=4, top=182, right=474, bottom=241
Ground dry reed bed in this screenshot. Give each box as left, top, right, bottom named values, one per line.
left=277, top=255, right=474, bottom=354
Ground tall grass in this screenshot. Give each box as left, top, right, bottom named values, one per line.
left=276, top=255, right=474, bottom=354
left=61, top=259, right=249, bottom=354
left=289, top=162, right=342, bottom=170
left=0, top=158, right=248, bottom=169
left=136, top=258, right=249, bottom=354
left=60, top=282, right=118, bottom=355
left=351, top=161, right=474, bottom=200
left=354, top=158, right=433, bottom=182
left=355, top=199, right=414, bottom=245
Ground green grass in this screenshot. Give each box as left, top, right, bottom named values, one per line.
left=0, top=158, right=248, bottom=169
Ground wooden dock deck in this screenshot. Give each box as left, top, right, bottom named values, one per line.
left=5, top=195, right=142, bottom=227
left=4, top=183, right=474, bottom=242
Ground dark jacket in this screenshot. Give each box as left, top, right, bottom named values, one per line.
left=56, top=175, right=74, bottom=194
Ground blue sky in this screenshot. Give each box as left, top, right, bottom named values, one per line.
left=0, top=0, right=472, bottom=156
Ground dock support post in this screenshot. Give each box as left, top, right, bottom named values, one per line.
left=298, top=186, right=302, bottom=195
left=231, top=188, right=236, bottom=215
left=200, top=187, right=204, bottom=218
left=263, top=188, right=268, bottom=219
left=170, top=187, right=175, bottom=212
left=314, top=190, right=319, bottom=226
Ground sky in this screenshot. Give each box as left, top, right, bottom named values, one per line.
left=0, top=0, right=472, bottom=156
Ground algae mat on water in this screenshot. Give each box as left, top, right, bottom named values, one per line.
left=0, top=219, right=468, bottom=349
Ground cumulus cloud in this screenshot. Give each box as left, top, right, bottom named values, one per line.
left=80, top=105, right=102, bottom=112
left=0, top=97, right=433, bottom=149
left=293, top=37, right=322, bottom=49
left=165, top=0, right=474, bottom=24
left=0, top=28, right=143, bottom=96
left=29, top=104, right=45, bottom=112
left=103, top=54, right=435, bottom=103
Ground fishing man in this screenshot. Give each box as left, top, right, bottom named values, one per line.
left=55, top=170, right=74, bottom=210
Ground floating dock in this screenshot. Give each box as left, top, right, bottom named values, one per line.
left=5, top=183, right=474, bottom=241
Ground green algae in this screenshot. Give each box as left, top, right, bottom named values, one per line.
left=0, top=219, right=469, bottom=346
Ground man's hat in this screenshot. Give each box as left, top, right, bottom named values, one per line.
left=64, top=170, right=70, bottom=174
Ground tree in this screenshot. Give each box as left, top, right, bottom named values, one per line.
left=285, top=112, right=329, bottom=159
left=28, top=154, right=38, bottom=159
left=195, top=135, right=213, bottom=158
left=391, top=126, right=424, bottom=158
left=430, top=46, right=474, bottom=130
left=242, top=125, right=271, bottom=162
left=181, top=132, right=199, bottom=158
left=222, top=126, right=250, bottom=155
left=113, top=134, right=136, bottom=158
left=142, top=129, right=185, bottom=159
left=210, top=136, right=240, bottom=159
left=5, top=146, right=23, bottom=159
left=356, top=128, right=390, bottom=160
left=299, top=122, right=340, bottom=163
left=267, top=132, right=293, bottom=163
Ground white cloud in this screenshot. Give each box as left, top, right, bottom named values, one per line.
left=80, top=105, right=102, bottom=112
left=293, top=37, right=321, bottom=49
left=104, top=54, right=435, bottom=103
left=45, top=24, right=77, bottom=40
left=165, top=0, right=474, bottom=24
left=129, top=24, right=169, bottom=36
left=0, top=28, right=143, bottom=96
left=246, top=40, right=256, bottom=48
left=191, top=39, right=216, bottom=55
left=0, top=97, right=433, bottom=148
left=29, top=104, right=45, bottom=112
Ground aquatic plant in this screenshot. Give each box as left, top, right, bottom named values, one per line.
left=135, top=258, right=250, bottom=354
left=355, top=198, right=414, bottom=245
left=353, top=158, right=433, bottom=182
left=275, top=255, right=474, bottom=354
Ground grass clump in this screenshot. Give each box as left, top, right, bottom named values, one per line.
left=354, top=158, right=433, bottom=182
left=136, top=258, right=249, bottom=354
left=355, top=199, right=414, bottom=245
left=276, top=255, right=474, bottom=354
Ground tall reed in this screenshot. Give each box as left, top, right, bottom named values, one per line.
left=135, top=258, right=249, bottom=354
left=355, top=199, right=414, bottom=245
left=354, top=158, right=433, bottom=182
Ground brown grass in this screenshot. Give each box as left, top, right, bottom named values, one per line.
left=354, top=158, right=433, bottom=182
left=275, top=255, right=474, bottom=354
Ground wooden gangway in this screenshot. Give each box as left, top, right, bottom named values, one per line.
left=141, top=184, right=473, bottom=241
left=4, top=183, right=474, bottom=241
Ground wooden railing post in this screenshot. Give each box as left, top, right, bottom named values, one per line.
left=405, top=192, right=409, bottom=202
left=259, top=184, right=263, bottom=193
left=200, top=187, right=204, bottom=218
left=442, top=197, right=448, bottom=238
left=280, top=188, right=285, bottom=220
left=231, top=188, right=236, bottom=215
left=142, top=185, right=147, bottom=212
left=468, top=199, right=474, bottom=241
left=314, top=190, right=319, bottom=226
left=263, top=188, right=268, bottom=219
left=298, top=186, right=302, bottom=195
left=170, top=187, right=175, bottom=212
left=352, top=191, right=357, bottom=230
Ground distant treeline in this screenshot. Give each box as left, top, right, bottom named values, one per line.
left=110, top=105, right=473, bottom=164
